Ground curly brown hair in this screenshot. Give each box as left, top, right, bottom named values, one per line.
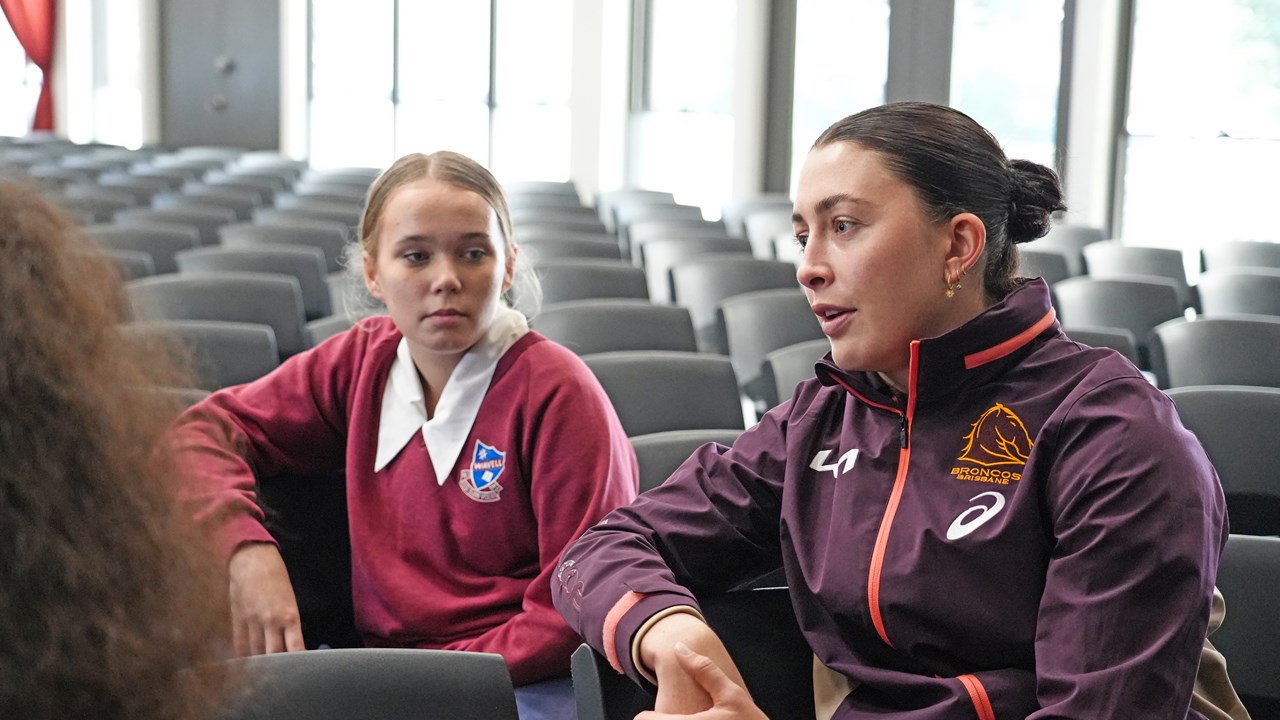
left=0, top=182, right=231, bottom=719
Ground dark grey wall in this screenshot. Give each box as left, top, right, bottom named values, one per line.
left=160, top=0, right=280, bottom=150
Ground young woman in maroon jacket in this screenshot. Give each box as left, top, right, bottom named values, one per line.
left=553, top=104, right=1239, bottom=719
left=172, top=151, right=638, bottom=719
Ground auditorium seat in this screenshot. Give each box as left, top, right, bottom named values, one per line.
left=219, top=649, right=519, bottom=720
left=1051, top=276, right=1184, bottom=369
left=670, top=255, right=800, bottom=355
left=85, top=223, right=201, bottom=275
left=1167, top=386, right=1280, bottom=536
left=721, top=288, right=823, bottom=412
left=1033, top=224, right=1105, bottom=276
left=123, top=319, right=279, bottom=390
left=175, top=245, right=333, bottom=320
left=581, top=351, right=744, bottom=436
left=115, top=205, right=237, bottom=246
left=533, top=299, right=697, bottom=355
left=1151, top=316, right=1280, bottom=389
left=534, top=259, right=649, bottom=307
left=219, top=220, right=349, bottom=273
left=630, top=428, right=743, bottom=493
left=1082, top=242, right=1196, bottom=310
left=1202, top=239, right=1280, bottom=272
left=762, top=338, right=830, bottom=407
left=1197, top=268, right=1280, bottom=317
left=642, top=236, right=753, bottom=304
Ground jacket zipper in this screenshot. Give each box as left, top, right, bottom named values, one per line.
left=866, top=341, right=919, bottom=647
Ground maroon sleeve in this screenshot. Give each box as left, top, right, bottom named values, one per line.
left=1029, top=377, right=1227, bottom=718
left=441, top=344, right=640, bottom=686
left=170, top=324, right=374, bottom=563
left=551, top=394, right=798, bottom=686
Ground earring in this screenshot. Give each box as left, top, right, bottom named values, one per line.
left=945, top=274, right=961, bottom=299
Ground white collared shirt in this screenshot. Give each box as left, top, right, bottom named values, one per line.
left=373, top=305, right=529, bottom=483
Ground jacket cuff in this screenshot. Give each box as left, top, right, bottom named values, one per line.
left=604, top=590, right=701, bottom=685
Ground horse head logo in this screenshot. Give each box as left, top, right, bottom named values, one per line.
left=957, top=403, right=1033, bottom=467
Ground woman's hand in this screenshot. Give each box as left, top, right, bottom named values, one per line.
left=638, top=613, right=752, bottom=715
left=636, top=642, right=769, bottom=720
left=227, top=542, right=305, bottom=655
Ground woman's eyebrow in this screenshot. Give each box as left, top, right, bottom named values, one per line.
left=794, top=194, right=868, bottom=223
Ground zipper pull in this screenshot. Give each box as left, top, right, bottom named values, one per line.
left=899, top=412, right=909, bottom=449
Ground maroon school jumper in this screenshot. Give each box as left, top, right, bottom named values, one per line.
left=173, top=316, right=638, bottom=685
left=553, top=279, right=1226, bottom=718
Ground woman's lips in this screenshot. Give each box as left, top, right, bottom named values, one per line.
left=812, top=304, right=853, bottom=336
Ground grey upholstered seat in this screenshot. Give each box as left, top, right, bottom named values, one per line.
left=1197, top=268, right=1280, bottom=317
left=1202, top=240, right=1280, bottom=272
left=127, top=272, right=309, bottom=357
left=534, top=259, right=650, bottom=307
left=84, top=223, right=201, bottom=274
left=1151, top=316, right=1280, bottom=389
left=176, top=245, right=332, bottom=320
left=533, top=299, right=697, bottom=355
left=1051, top=276, right=1184, bottom=368
left=114, top=205, right=237, bottom=245
left=1167, top=385, right=1280, bottom=536
left=629, top=428, right=744, bottom=493
left=1082, top=242, right=1195, bottom=309
left=123, top=319, right=279, bottom=390
left=642, top=236, right=752, bottom=304
left=219, top=220, right=350, bottom=273
left=670, top=255, right=800, bottom=355
left=1032, top=224, right=1105, bottom=276
left=1018, top=247, right=1073, bottom=287
left=581, top=351, right=744, bottom=437
left=720, top=288, right=823, bottom=411
left=1211, top=535, right=1280, bottom=717
left=762, top=338, right=830, bottom=407
left=218, top=648, right=519, bottom=720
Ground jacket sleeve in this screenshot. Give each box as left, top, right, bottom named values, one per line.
left=441, top=350, right=640, bottom=686
left=552, top=395, right=797, bottom=687
left=169, top=328, right=364, bottom=563
left=1027, top=377, right=1227, bottom=718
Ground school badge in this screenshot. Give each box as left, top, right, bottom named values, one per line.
left=459, top=440, right=505, bottom=503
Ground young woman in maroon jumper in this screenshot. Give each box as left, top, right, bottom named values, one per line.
left=172, top=151, right=638, bottom=720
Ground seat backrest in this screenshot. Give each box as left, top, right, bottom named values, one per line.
left=721, top=194, right=792, bottom=239
left=670, top=255, right=800, bottom=354
left=219, top=220, right=350, bottom=273
left=720, top=288, right=823, bottom=405
left=85, top=222, right=201, bottom=274
left=581, top=351, right=744, bottom=436
left=1082, top=243, right=1194, bottom=309
left=571, top=587, right=814, bottom=720
left=534, top=299, right=697, bottom=355
left=123, top=319, right=279, bottom=390
left=507, top=191, right=587, bottom=210
left=127, top=272, right=309, bottom=357
left=176, top=245, right=332, bottom=320
left=514, top=215, right=610, bottom=237
left=762, top=338, right=830, bottom=407
left=1018, top=247, right=1073, bottom=286
left=153, top=191, right=257, bottom=222
left=642, top=236, right=752, bottom=304
left=596, top=189, right=675, bottom=230
left=1152, top=316, right=1280, bottom=389
left=101, top=248, right=156, bottom=280
left=629, top=428, right=743, bottom=492
left=505, top=179, right=580, bottom=198
left=1197, top=268, right=1280, bottom=317
left=1061, top=325, right=1141, bottom=366
left=1167, top=385, right=1280, bottom=536
left=1051, top=276, right=1184, bottom=365
left=307, top=314, right=355, bottom=347
left=535, top=259, right=650, bottom=307
left=523, top=237, right=624, bottom=263
left=1212, top=535, right=1280, bottom=716
left=628, top=219, right=730, bottom=261
left=218, top=648, right=519, bottom=720
left=743, top=208, right=794, bottom=260
left=1202, top=240, right=1280, bottom=272
left=114, top=205, right=237, bottom=245
left=255, top=206, right=359, bottom=233
left=1032, top=224, right=1105, bottom=276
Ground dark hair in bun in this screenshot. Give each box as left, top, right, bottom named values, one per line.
left=814, top=102, right=1067, bottom=299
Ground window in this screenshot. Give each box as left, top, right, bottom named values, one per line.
left=0, top=15, right=40, bottom=137
left=629, top=0, right=737, bottom=213
left=950, top=0, right=1064, bottom=170
left=307, top=0, right=574, bottom=178
left=1121, top=0, right=1280, bottom=248
left=790, top=0, right=889, bottom=192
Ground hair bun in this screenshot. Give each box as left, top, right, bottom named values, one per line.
left=1006, top=159, right=1066, bottom=244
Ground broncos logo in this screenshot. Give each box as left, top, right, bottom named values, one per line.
left=957, top=403, right=1033, bottom=467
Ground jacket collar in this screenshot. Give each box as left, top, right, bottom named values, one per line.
left=816, top=279, right=1060, bottom=408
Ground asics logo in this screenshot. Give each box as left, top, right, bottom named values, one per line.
left=810, top=448, right=859, bottom=478
left=946, top=491, right=1006, bottom=540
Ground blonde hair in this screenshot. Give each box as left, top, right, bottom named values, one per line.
left=355, top=151, right=541, bottom=316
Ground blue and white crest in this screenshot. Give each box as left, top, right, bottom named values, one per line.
left=459, top=440, right=506, bottom=502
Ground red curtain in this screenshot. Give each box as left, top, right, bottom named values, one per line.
left=0, top=0, right=56, bottom=131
